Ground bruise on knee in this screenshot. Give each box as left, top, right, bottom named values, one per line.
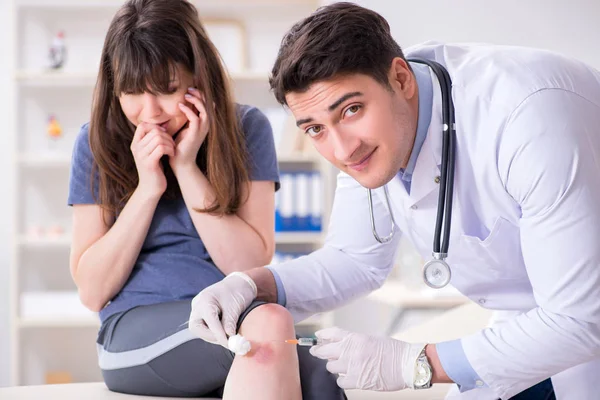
left=244, top=340, right=277, bottom=364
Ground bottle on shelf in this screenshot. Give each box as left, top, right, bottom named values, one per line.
left=48, top=31, right=67, bottom=70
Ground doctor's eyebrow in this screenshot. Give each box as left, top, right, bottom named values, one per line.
left=295, top=91, right=364, bottom=127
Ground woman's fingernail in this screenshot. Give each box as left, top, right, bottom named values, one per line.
left=187, top=87, right=196, bottom=93
left=178, top=102, right=185, bottom=107
left=184, top=93, right=193, bottom=99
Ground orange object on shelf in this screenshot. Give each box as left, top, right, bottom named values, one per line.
left=47, top=115, right=62, bottom=139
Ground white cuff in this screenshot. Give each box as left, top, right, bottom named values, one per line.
left=227, top=271, right=258, bottom=298
left=402, top=343, right=427, bottom=389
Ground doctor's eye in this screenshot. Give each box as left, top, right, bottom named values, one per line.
left=343, top=104, right=361, bottom=117
left=306, top=125, right=324, bottom=138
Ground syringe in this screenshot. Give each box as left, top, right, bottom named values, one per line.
left=284, top=337, right=321, bottom=346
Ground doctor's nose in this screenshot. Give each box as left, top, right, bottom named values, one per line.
left=331, top=129, right=361, bottom=163
left=139, top=93, right=163, bottom=121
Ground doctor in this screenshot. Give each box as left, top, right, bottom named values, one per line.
left=188, top=2, right=600, bottom=399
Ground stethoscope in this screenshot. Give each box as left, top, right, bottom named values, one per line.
left=367, top=57, right=456, bottom=289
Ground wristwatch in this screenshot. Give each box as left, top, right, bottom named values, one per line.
left=413, top=347, right=433, bottom=389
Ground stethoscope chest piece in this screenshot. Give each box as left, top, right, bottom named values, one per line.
left=422, top=254, right=452, bottom=289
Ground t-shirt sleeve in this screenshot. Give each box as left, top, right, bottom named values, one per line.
left=68, top=122, right=99, bottom=206
left=239, top=105, right=281, bottom=191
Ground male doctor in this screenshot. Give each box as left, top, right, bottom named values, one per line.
left=189, top=3, right=600, bottom=399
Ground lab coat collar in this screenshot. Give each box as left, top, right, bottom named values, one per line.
left=406, top=69, right=444, bottom=207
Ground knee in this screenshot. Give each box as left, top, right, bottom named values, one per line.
left=237, top=304, right=298, bottom=365
left=240, top=303, right=294, bottom=337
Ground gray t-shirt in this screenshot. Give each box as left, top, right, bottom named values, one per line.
left=68, top=104, right=280, bottom=323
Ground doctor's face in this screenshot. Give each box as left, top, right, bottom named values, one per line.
left=286, top=59, right=419, bottom=189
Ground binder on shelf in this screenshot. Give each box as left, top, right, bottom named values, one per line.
left=275, top=171, right=323, bottom=232
left=295, top=172, right=310, bottom=231
left=275, top=172, right=295, bottom=232
left=310, top=171, right=322, bottom=232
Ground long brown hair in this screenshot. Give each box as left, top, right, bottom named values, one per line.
left=90, top=0, right=249, bottom=217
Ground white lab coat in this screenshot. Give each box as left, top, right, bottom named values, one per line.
left=270, top=42, right=600, bottom=399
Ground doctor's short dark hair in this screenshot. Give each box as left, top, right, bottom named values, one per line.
left=269, top=2, right=408, bottom=105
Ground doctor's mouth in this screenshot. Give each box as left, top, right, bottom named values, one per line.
left=346, top=147, right=378, bottom=172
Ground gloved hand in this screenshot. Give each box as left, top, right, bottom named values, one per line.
left=188, top=272, right=257, bottom=347
left=310, top=327, right=426, bottom=391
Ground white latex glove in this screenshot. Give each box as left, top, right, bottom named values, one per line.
left=188, top=272, right=257, bottom=347
left=310, top=327, right=426, bottom=391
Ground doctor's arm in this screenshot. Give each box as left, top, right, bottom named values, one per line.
left=448, top=89, right=600, bottom=399
left=263, top=170, right=402, bottom=321
left=188, top=170, right=401, bottom=344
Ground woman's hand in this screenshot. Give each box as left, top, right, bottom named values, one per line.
left=170, top=87, right=210, bottom=175
left=130, top=122, right=175, bottom=199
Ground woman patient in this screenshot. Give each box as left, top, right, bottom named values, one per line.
left=67, top=0, right=344, bottom=398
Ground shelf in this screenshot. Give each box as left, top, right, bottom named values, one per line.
left=18, top=235, right=71, bottom=249
left=19, top=291, right=99, bottom=330
left=16, top=70, right=268, bottom=88
left=15, top=71, right=97, bottom=88
left=19, top=316, right=99, bottom=329
left=275, top=231, right=323, bottom=244
left=18, top=153, right=71, bottom=168
left=368, top=281, right=468, bottom=309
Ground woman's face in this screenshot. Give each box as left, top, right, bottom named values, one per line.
left=118, top=64, right=196, bottom=136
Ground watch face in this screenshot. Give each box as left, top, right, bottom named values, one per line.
left=414, top=361, right=432, bottom=387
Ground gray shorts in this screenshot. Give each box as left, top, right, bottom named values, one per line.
left=96, top=300, right=346, bottom=399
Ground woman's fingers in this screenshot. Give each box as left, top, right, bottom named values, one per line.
left=130, top=122, right=155, bottom=150
left=148, top=142, right=174, bottom=163
left=138, top=129, right=174, bottom=157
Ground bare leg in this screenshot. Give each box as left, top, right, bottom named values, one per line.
left=222, top=304, right=302, bottom=400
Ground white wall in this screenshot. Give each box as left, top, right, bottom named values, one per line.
left=0, top=0, right=14, bottom=388
left=349, top=0, right=600, bottom=69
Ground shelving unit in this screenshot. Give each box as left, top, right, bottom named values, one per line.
left=15, top=70, right=271, bottom=88
left=9, top=0, right=326, bottom=387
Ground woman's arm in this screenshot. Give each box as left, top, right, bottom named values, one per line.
left=70, top=189, right=162, bottom=312
left=70, top=123, right=175, bottom=312
left=174, top=164, right=275, bottom=274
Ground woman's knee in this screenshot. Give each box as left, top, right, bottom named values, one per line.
left=239, top=303, right=295, bottom=338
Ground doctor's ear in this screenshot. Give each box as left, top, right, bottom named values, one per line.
left=388, top=57, right=416, bottom=99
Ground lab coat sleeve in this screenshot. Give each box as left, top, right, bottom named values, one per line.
left=461, top=89, right=600, bottom=399
left=437, top=339, right=486, bottom=391
left=268, top=171, right=401, bottom=322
